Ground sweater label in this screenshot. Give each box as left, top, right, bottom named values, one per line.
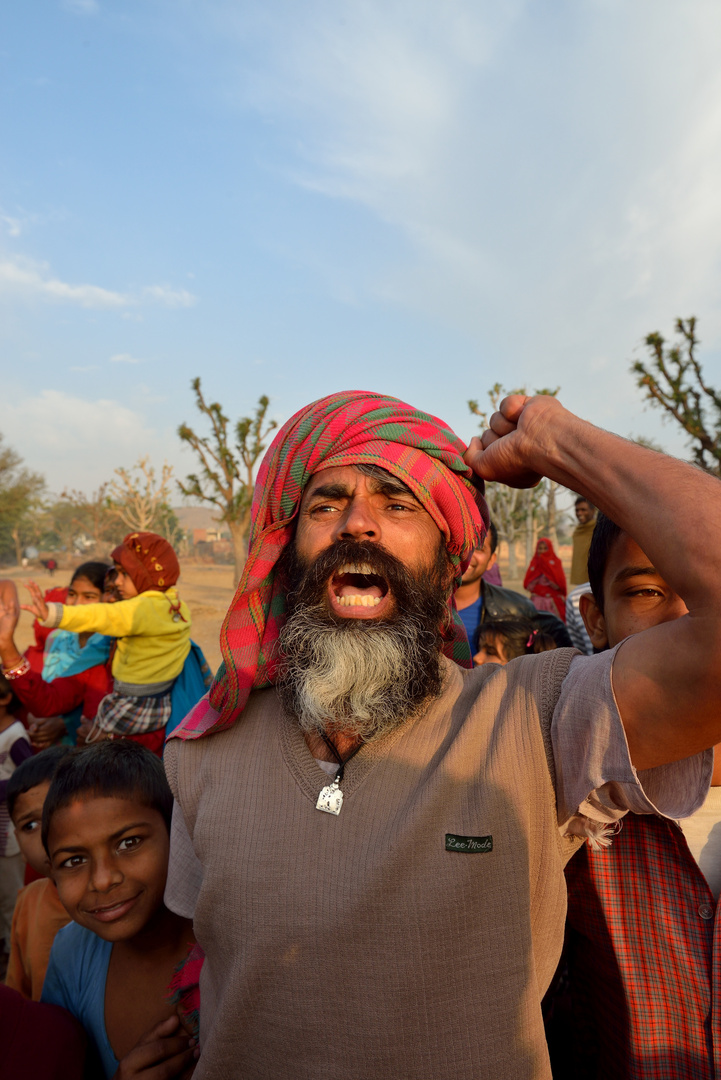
left=445, top=833, right=493, bottom=853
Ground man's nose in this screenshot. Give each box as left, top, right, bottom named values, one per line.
left=335, top=497, right=380, bottom=542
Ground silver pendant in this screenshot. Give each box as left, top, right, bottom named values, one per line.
left=316, top=781, right=343, bottom=816
left=172, top=611, right=181, bottom=622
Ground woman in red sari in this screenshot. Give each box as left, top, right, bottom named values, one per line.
left=523, top=536, right=567, bottom=621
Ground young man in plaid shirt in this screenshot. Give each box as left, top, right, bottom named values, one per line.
left=563, top=513, right=721, bottom=1080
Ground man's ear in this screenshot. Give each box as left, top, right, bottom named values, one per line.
left=486, top=551, right=498, bottom=571
left=579, top=592, right=608, bottom=649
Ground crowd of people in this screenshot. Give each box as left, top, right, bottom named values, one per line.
left=0, top=388, right=719, bottom=1080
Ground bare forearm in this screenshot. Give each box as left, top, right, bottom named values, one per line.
left=504, top=403, right=721, bottom=613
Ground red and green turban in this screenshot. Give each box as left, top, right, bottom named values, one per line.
left=171, top=390, right=488, bottom=740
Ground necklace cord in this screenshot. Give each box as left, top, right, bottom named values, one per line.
left=319, top=731, right=364, bottom=784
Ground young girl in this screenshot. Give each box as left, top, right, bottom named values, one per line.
left=18, top=533, right=191, bottom=751
left=473, top=617, right=557, bottom=666
left=523, top=536, right=567, bottom=621
left=41, top=562, right=111, bottom=684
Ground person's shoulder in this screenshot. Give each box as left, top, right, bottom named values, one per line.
left=482, top=581, right=535, bottom=616
left=1, top=720, right=30, bottom=746
left=51, top=920, right=106, bottom=965
left=14, top=876, right=49, bottom=912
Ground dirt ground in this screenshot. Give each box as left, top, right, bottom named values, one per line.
left=3, top=543, right=573, bottom=677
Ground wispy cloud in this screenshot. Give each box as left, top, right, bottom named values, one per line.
left=62, top=0, right=99, bottom=15
left=0, top=256, right=198, bottom=310
left=142, top=284, right=196, bottom=308
left=211, top=0, right=721, bottom=415
left=110, top=353, right=143, bottom=364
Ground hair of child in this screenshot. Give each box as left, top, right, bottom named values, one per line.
left=41, top=740, right=173, bottom=854
left=478, top=617, right=557, bottom=661
left=487, top=520, right=498, bottom=554
left=0, top=671, right=21, bottom=714
left=575, top=495, right=596, bottom=510
left=7, top=745, right=73, bottom=820
left=586, top=512, right=623, bottom=614
left=71, top=561, right=112, bottom=592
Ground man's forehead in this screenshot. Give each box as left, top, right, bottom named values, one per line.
left=302, top=464, right=417, bottom=501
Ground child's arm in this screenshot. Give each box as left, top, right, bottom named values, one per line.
left=23, top=581, right=142, bottom=638
left=111, top=1014, right=197, bottom=1080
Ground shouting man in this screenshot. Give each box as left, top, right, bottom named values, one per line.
left=164, top=390, right=721, bottom=1080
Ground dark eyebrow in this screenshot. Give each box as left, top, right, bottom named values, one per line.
left=51, top=820, right=153, bottom=860
left=305, top=479, right=420, bottom=503
left=611, top=565, right=660, bottom=585
left=306, top=482, right=353, bottom=501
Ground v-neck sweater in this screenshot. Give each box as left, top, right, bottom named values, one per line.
left=165, top=647, right=709, bottom=1080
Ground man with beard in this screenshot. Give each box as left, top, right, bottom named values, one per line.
left=162, top=390, right=721, bottom=1080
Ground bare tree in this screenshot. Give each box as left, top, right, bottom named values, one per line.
left=178, top=379, right=277, bottom=585
left=107, top=457, right=175, bottom=534
left=53, top=484, right=120, bottom=556
left=632, top=316, right=721, bottom=474
left=0, top=434, right=45, bottom=565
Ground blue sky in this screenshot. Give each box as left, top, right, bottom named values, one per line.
left=2, top=0, right=720, bottom=495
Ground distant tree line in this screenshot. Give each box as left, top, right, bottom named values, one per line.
left=3, top=317, right=716, bottom=576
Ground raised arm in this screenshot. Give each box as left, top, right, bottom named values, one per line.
left=465, top=394, right=721, bottom=769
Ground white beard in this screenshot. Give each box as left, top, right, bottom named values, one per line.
left=277, top=607, right=444, bottom=742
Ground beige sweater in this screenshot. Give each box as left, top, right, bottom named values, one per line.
left=165, top=647, right=709, bottom=1079
left=166, top=650, right=583, bottom=1080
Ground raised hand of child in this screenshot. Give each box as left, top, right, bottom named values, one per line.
left=112, top=1014, right=198, bottom=1080
left=0, top=579, right=21, bottom=643
left=21, top=580, right=49, bottom=622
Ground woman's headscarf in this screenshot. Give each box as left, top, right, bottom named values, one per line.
left=171, top=390, right=488, bottom=740
left=523, top=537, right=567, bottom=601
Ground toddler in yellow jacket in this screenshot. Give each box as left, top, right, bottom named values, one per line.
left=25, top=532, right=191, bottom=741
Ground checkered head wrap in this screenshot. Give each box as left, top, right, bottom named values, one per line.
left=171, top=390, right=488, bottom=740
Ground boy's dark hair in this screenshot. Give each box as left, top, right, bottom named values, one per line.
left=0, top=672, right=20, bottom=715
left=42, top=740, right=173, bottom=853
left=575, top=495, right=595, bottom=510
left=478, top=617, right=556, bottom=660
left=7, top=745, right=73, bottom=820
left=587, top=512, right=623, bottom=614
left=487, top=520, right=498, bottom=555
left=72, top=561, right=112, bottom=592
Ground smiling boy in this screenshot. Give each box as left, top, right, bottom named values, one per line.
left=40, top=741, right=197, bottom=1079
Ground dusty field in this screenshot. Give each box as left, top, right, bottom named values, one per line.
left=2, top=543, right=573, bottom=677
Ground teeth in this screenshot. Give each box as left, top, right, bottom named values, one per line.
left=333, top=594, right=382, bottom=607
left=338, top=562, right=374, bottom=576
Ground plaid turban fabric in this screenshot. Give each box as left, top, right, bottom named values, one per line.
left=171, top=390, right=488, bottom=740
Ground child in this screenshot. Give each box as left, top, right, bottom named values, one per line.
left=22, top=532, right=191, bottom=749
left=41, top=740, right=198, bottom=1078
left=0, top=673, right=32, bottom=954
left=473, top=617, right=557, bottom=666
left=5, top=746, right=73, bottom=999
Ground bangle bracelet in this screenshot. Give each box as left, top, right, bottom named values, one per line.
left=2, top=657, right=31, bottom=680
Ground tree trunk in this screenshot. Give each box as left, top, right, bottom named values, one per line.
left=11, top=525, right=23, bottom=566
left=228, top=519, right=249, bottom=588
left=524, top=490, right=534, bottom=566
left=546, top=481, right=559, bottom=550
left=507, top=533, right=517, bottom=578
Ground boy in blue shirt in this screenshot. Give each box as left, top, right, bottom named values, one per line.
left=41, top=741, right=198, bottom=1078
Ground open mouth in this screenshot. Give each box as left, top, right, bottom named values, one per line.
left=330, top=561, right=389, bottom=609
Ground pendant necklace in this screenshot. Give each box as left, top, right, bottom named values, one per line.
left=315, top=732, right=364, bottom=817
